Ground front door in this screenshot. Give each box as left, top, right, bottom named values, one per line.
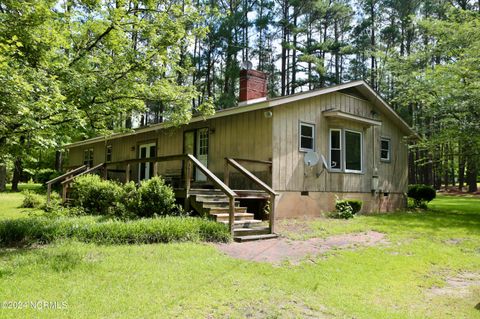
left=138, top=143, right=156, bottom=181
left=195, top=128, right=209, bottom=181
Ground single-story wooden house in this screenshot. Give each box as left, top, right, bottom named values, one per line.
left=62, top=70, right=415, bottom=239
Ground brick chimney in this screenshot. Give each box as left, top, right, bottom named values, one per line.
left=239, top=69, right=268, bottom=102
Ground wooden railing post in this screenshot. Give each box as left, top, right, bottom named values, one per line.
left=62, top=181, right=68, bottom=203
left=153, top=162, right=158, bottom=177
left=103, top=164, right=108, bottom=180
left=269, top=194, right=276, bottom=234
left=225, top=158, right=278, bottom=235
left=125, top=163, right=130, bottom=182
left=46, top=183, right=51, bottom=205
left=224, top=159, right=230, bottom=186
left=228, top=196, right=235, bottom=235
left=184, top=159, right=192, bottom=211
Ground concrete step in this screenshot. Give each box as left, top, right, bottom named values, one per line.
left=219, top=219, right=263, bottom=228
left=234, top=233, right=278, bottom=242
left=211, top=212, right=254, bottom=222
left=234, top=226, right=270, bottom=236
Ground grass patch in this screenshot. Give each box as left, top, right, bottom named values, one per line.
left=0, top=193, right=478, bottom=318
left=0, top=216, right=230, bottom=246
left=0, top=184, right=44, bottom=220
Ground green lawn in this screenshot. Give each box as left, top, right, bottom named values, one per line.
left=0, top=184, right=44, bottom=220
left=0, top=192, right=479, bottom=318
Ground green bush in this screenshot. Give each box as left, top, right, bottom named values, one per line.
left=346, top=199, right=362, bottom=214
left=0, top=216, right=230, bottom=246
left=21, top=190, right=45, bottom=208
left=35, top=169, right=61, bottom=185
left=407, top=184, right=436, bottom=208
left=135, top=177, right=180, bottom=217
left=332, top=199, right=362, bottom=219
left=69, top=175, right=181, bottom=218
left=70, top=175, right=126, bottom=216
left=334, top=200, right=354, bottom=219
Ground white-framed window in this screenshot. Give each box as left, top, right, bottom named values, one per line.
left=329, top=129, right=363, bottom=173
left=299, top=122, right=315, bottom=152
left=380, top=137, right=391, bottom=162
left=83, top=148, right=94, bottom=167
left=344, top=130, right=362, bottom=172
left=329, top=129, right=342, bottom=170
left=106, top=145, right=112, bottom=162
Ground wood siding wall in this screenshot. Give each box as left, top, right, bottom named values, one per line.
left=67, top=109, right=273, bottom=185
left=271, top=92, right=408, bottom=194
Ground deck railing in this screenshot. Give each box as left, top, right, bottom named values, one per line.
left=53, top=154, right=239, bottom=235
left=224, top=158, right=278, bottom=234
left=60, top=163, right=107, bottom=202
left=45, top=165, right=87, bottom=205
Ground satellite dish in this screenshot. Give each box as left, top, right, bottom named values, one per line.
left=320, top=154, right=328, bottom=169
left=304, top=151, right=320, bottom=167
left=241, top=60, right=253, bottom=70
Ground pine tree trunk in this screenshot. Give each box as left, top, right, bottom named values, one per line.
left=291, top=15, right=297, bottom=94
left=458, top=144, right=466, bottom=190
left=370, top=0, right=376, bottom=89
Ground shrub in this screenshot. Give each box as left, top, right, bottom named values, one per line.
left=21, top=190, right=45, bottom=208
left=70, top=174, right=125, bottom=216
left=346, top=199, right=362, bottom=214
left=35, top=169, right=61, bottom=185
left=334, top=200, right=354, bottom=219
left=0, top=216, right=231, bottom=246
left=407, top=184, right=436, bottom=208
left=135, top=177, right=180, bottom=217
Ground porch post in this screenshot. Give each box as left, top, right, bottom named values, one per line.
left=153, top=162, right=158, bottom=177
left=184, top=159, right=192, bottom=211
left=46, top=183, right=51, bottom=205
left=269, top=194, right=276, bottom=234
left=125, top=164, right=130, bottom=183
left=62, top=183, right=68, bottom=203
left=228, top=196, right=235, bottom=236
left=224, top=159, right=230, bottom=186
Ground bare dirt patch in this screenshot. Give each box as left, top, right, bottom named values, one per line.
left=429, top=272, right=480, bottom=298
left=216, top=231, right=387, bottom=264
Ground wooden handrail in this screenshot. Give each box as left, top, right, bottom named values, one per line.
left=46, top=165, right=87, bottom=185
left=61, top=163, right=106, bottom=185
left=225, top=157, right=277, bottom=234
left=105, top=154, right=186, bottom=167
left=46, top=165, right=87, bottom=205
left=225, top=158, right=277, bottom=196
left=187, top=155, right=236, bottom=198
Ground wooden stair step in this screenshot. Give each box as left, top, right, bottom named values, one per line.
left=233, top=190, right=270, bottom=199
left=211, top=212, right=254, bottom=221
left=193, top=195, right=229, bottom=202
left=207, top=206, right=248, bottom=213
left=202, top=201, right=240, bottom=209
left=219, top=219, right=263, bottom=228
left=234, top=226, right=270, bottom=236
left=234, top=234, right=278, bottom=242
left=189, top=188, right=225, bottom=195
